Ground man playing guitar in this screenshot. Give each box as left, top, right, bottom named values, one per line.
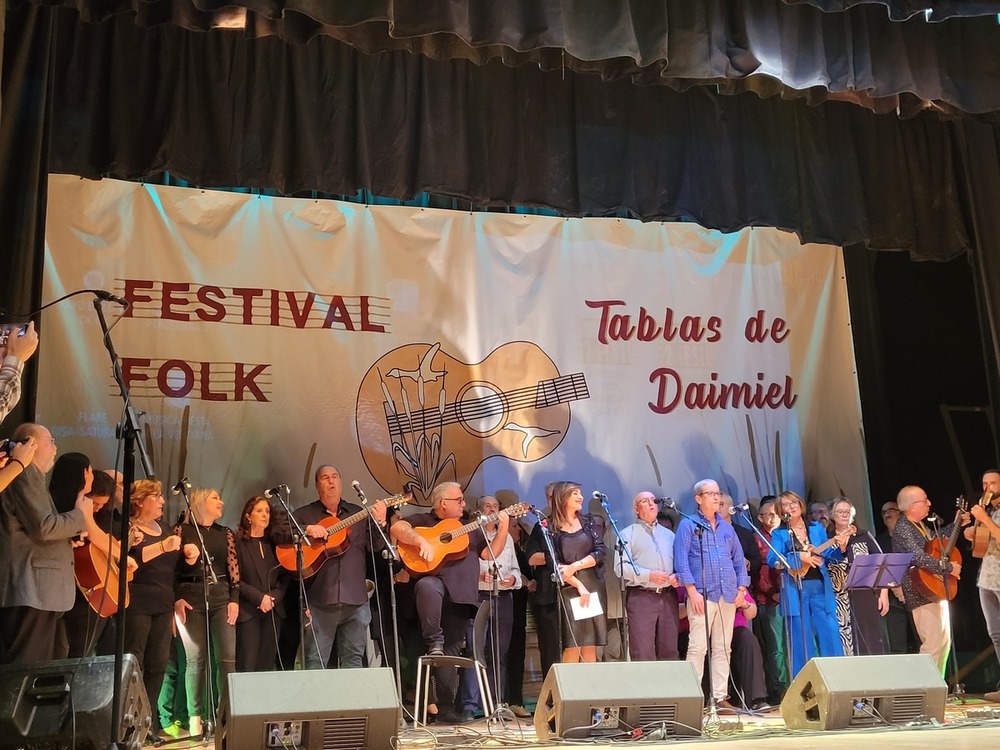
left=390, top=482, right=509, bottom=724
left=892, top=485, right=969, bottom=674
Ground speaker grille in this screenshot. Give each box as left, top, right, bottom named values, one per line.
left=885, top=694, right=926, bottom=723
left=321, top=716, right=368, bottom=750
left=636, top=704, right=678, bottom=730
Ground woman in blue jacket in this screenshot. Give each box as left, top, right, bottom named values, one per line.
left=767, top=491, right=847, bottom=678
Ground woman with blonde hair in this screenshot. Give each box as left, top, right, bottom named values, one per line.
left=767, top=490, right=846, bottom=678
left=174, top=487, right=240, bottom=738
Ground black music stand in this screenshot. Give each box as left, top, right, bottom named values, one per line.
left=844, top=552, right=913, bottom=591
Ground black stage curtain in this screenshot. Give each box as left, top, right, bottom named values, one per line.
left=31, top=6, right=1000, bottom=263
left=16, top=0, right=1000, bottom=117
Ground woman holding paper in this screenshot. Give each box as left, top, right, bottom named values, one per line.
left=550, top=480, right=607, bottom=663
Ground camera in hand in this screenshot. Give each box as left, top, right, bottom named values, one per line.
left=0, top=324, right=28, bottom=347
left=1, top=437, right=28, bottom=456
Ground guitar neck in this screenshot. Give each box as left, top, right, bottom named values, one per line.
left=941, top=509, right=965, bottom=557
left=327, top=507, right=372, bottom=535
left=443, top=507, right=519, bottom=542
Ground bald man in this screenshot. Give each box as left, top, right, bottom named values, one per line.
left=615, top=491, right=679, bottom=660
left=892, top=485, right=968, bottom=674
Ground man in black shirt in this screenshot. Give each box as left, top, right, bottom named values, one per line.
left=391, top=481, right=509, bottom=721
left=294, top=465, right=386, bottom=669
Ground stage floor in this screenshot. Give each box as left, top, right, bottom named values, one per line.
left=166, top=696, right=1000, bottom=749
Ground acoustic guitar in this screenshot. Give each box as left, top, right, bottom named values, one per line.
left=276, top=493, right=409, bottom=578
left=786, top=525, right=854, bottom=577
left=74, top=528, right=138, bottom=617
left=911, top=497, right=966, bottom=601
left=971, top=490, right=996, bottom=558
left=357, top=342, right=589, bottom=504
left=398, top=502, right=531, bottom=576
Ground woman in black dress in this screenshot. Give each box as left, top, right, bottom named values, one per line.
left=234, top=495, right=286, bottom=671
left=549, top=480, right=607, bottom=663
left=124, top=479, right=182, bottom=744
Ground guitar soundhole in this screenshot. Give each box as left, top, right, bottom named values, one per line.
left=455, top=382, right=507, bottom=436
left=440, top=532, right=454, bottom=544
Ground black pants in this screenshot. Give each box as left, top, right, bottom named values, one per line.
left=530, top=598, right=560, bottom=681
left=0, top=606, right=59, bottom=665
left=506, top=588, right=528, bottom=705
left=237, top=613, right=282, bottom=672
left=123, top=611, right=174, bottom=733
left=414, top=577, right=473, bottom=707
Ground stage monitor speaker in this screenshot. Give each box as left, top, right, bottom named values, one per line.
left=533, top=661, right=703, bottom=740
left=216, top=666, right=400, bottom=750
left=0, top=653, right=150, bottom=750
left=781, top=654, right=947, bottom=730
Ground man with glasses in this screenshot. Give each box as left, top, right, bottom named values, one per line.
left=0, top=422, right=94, bottom=663
left=876, top=500, right=912, bottom=654
left=391, top=481, right=509, bottom=723
left=892, top=485, right=969, bottom=674
left=673, top=479, right=750, bottom=710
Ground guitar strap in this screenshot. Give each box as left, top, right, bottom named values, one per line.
left=914, top=520, right=931, bottom=540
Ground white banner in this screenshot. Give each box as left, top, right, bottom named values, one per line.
left=39, top=175, right=868, bottom=523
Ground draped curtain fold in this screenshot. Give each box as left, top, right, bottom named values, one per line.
left=17, top=0, right=1000, bottom=117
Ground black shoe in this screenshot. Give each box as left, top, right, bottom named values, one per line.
left=426, top=644, right=444, bottom=656
left=459, top=708, right=477, bottom=723
left=435, top=708, right=463, bottom=724
left=750, top=699, right=775, bottom=713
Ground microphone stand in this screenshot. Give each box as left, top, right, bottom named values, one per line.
left=355, top=488, right=407, bottom=717
left=93, top=296, right=154, bottom=750
left=479, top=521, right=507, bottom=722
left=668, top=503, right=719, bottom=724
left=269, top=486, right=311, bottom=670
left=601, top=498, right=638, bottom=662
left=535, top=511, right=576, bottom=655
left=176, top=482, right=219, bottom=741
left=738, top=509, right=797, bottom=689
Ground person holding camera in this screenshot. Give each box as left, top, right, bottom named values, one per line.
left=0, top=422, right=94, bottom=664
left=0, top=321, right=39, bottom=422
left=0, top=435, right=38, bottom=494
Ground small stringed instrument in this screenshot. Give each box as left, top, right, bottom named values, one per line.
left=398, top=502, right=531, bottom=576
left=786, top=525, right=855, bottom=577
left=276, top=493, right=409, bottom=578
left=74, top=528, right=138, bottom=617
left=911, top=497, right=966, bottom=601
left=972, top=491, right=996, bottom=558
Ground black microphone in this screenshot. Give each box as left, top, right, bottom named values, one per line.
left=263, top=484, right=288, bottom=499
left=92, top=289, right=129, bottom=306
left=351, top=480, right=368, bottom=503
left=781, top=513, right=791, bottom=524
left=170, top=477, right=190, bottom=495
left=657, top=497, right=674, bottom=509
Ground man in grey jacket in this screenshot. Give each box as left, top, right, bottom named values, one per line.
left=0, top=422, right=92, bottom=664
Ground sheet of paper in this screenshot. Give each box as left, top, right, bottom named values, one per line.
left=569, top=594, right=604, bottom=621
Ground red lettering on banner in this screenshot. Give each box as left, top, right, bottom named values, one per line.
left=161, top=282, right=191, bottom=321
left=589, top=300, right=724, bottom=344
left=744, top=310, right=790, bottom=344
left=121, top=358, right=271, bottom=403
left=232, top=288, right=263, bottom=325
left=116, top=279, right=388, bottom=333
left=286, top=292, right=316, bottom=329
left=648, top=369, right=798, bottom=414
left=157, top=359, right=194, bottom=397
left=323, top=296, right=356, bottom=331
left=359, top=296, right=385, bottom=333
left=196, top=286, right=227, bottom=322
left=123, top=280, right=155, bottom=317
left=234, top=364, right=269, bottom=401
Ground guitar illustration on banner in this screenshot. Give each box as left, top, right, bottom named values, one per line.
left=356, top=341, right=590, bottom=504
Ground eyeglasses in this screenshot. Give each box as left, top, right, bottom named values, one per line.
left=759, top=512, right=777, bottom=519
left=833, top=509, right=853, bottom=516
left=444, top=496, right=465, bottom=504
left=698, top=491, right=722, bottom=498
left=881, top=509, right=899, bottom=516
